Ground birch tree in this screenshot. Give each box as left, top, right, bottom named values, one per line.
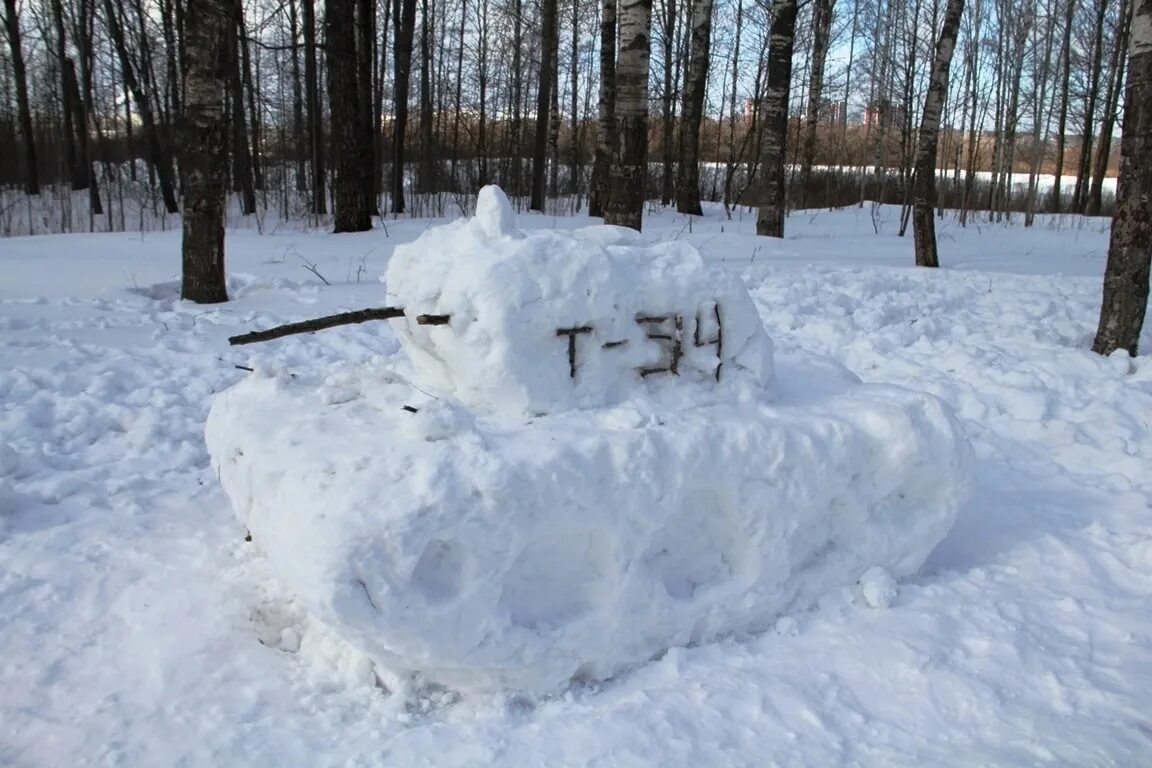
left=657, top=0, right=677, bottom=206
left=3, top=0, right=40, bottom=194
left=418, top=0, right=436, bottom=194
left=75, top=0, right=103, bottom=216
left=303, top=0, right=326, bottom=215
left=1074, top=0, right=1113, bottom=211
left=103, top=0, right=179, bottom=213
left=358, top=0, right=378, bottom=208
left=798, top=0, right=836, bottom=205
left=1087, top=0, right=1131, bottom=216
left=589, top=0, right=617, bottom=217
left=1093, top=0, right=1151, bottom=355
left=756, top=0, right=798, bottom=238
left=1024, top=0, right=1059, bottom=226
left=532, top=0, right=559, bottom=211
left=327, top=0, right=372, bottom=231
left=604, top=0, right=652, bottom=231
left=1049, top=0, right=1077, bottom=211
left=228, top=8, right=257, bottom=215
left=49, top=0, right=81, bottom=190
left=392, top=0, right=418, bottom=213
left=675, top=0, right=714, bottom=215
left=180, top=0, right=229, bottom=303
left=911, top=0, right=965, bottom=268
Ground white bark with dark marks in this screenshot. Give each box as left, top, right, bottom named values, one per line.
left=755, top=0, right=798, bottom=238
left=1049, top=0, right=1078, bottom=212
left=180, top=0, right=229, bottom=304
left=798, top=0, right=836, bottom=206
left=531, top=0, right=559, bottom=211
left=1088, top=0, right=1132, bottom=216
left=911, top=0, right=965, bottom=268
left=589, top=0, right=617, bottom=218
left=604, top=0, right=653, bottom=231
left=1094, top=0, right=1152, bottom=355
left=675, top=0, right=715, bottom=216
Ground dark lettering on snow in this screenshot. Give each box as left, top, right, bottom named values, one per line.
left=554, top=302, right=724, bottom=381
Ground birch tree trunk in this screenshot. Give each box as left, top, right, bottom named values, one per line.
left=798, top=0, right=836, bottom=207
left=180, top=0, right=229, bottom=304
left=228, top=11, right=257, bottom=216
left=548, top=29, right=561, bottom=198
left=376, top=0, right=391, bottom=203
left=998, top=14, right=1028, bottom=224
left=303, top=0, right=326, bottom=215
left=2, top=0, right=39, bottom=195
left=1093, top=0, right=1151, bottom=355
left=103, top=0, right=179, bottom=213
left=896, top=0, right=924, bottom=236
left=569, top=0, right=581, bottom=197
left=159, top=0, right=182, bottom=144
left=986, top=14, right=1005, bottom=219
left=755, top=0, right=798, bottom=238
left=675, top=0, right=714, bottom=215
left=531, top=0, right=559, bottom=211
left=327, top=0, right=372, bottom=232
left=659, top=0, right=677, bottom=206
left=1050, top=0, right=1077, bottom=211
left=450, top=0, right=466, bottom=190
left=721, top=0, right=743, bottom=211
left=604, top=0, right=652, bottom=231
left=235, top=3, right=263, bottom=191
left=75, top=0, right=103, bottom=215
left=50, top=0, right=82, bottom=190
left=510, top=0, right=523, bottom=196
left=474, top=0, right=489, bottom=186
left=911, top=0, right=965, bottom=268
left=1074, top=0, right=1112, bottom=211
left=589, top=0, right=617, bottom=218
left=1088, top=0, right=1131, bottom=216
left=1025, top=0, right=1058, bottom=226
left=357, top=0, right=378, bottom=208
left=64, top=60, right=92, bottom=192
left=289, top=0, right=306, bottom=192
left=418, top=0, right=436, bottom=194
left=959, top=0, right=982, bottom=225
left=391, top=0, right=418, bottom=213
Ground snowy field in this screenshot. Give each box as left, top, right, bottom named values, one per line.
left=2, top=203, right=1151, bottom=766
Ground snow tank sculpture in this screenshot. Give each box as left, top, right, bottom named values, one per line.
left=207, top=186, right=970, bottom=694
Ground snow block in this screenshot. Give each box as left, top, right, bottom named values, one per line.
left=383, top=186, right=775, bottom=417
left=207, top=361, right=968, bottom=693
left=207, top=187, right=970, bottom=694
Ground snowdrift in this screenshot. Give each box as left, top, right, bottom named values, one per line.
left=207, top=187, right=971, bottom=694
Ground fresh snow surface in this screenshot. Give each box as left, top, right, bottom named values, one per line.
left=205, top=188, right=968, bottom=694
left=2, top=202, right=1151, bottom=765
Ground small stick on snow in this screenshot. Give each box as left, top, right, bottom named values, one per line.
left=228, top=307, right=406, bottom=345
left=299, top=260, right=332, bottom=286
left=415, top=314, right=452, bottom=326
left=556, top=326, right=594, bottom=378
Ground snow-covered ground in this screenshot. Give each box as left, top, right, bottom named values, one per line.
left=2, top=203, right=1150, bottom=766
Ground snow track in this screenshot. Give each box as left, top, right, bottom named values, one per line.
left=2, top=208, right=1150, bottom=765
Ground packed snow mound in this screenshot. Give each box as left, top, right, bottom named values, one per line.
left=207, top=356, right=969, bottom=694
left=384, top=185, right=774, bottom=417
left=207, top=188, right=970, bottom=694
